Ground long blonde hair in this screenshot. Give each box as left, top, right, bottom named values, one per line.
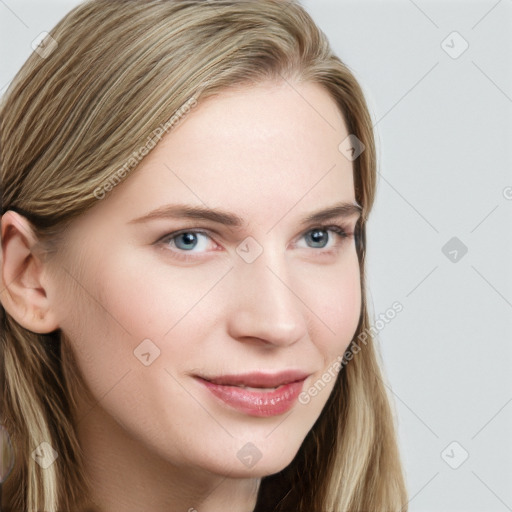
left=0, top=1, right=408, bottom=510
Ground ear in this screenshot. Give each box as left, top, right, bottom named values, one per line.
left=0, top=210, right=60, bottom=333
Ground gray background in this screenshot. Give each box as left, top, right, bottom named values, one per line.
left=1, top=1, right=511, bottom=510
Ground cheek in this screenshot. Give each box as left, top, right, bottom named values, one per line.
left=93, top=251, right=227, bottom=338
left=295, top=258, right=360, bottom=417
left=55, top=251, right=229, bottom=402
left=52, top=251, right=159, bottom=394
left=301, top=252, right=362, bottom=358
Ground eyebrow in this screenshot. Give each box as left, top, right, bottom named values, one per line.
left=128, top=201, right=362, bottom=228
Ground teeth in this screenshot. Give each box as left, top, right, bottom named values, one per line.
left=237, top=385, right=279, bottom=391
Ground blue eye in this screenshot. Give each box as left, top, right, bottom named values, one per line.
left=169, top=231, right=211, bottom=252
left=305, top=228, right=332, bottom=249
left=159, top=224, right=352, bottom=262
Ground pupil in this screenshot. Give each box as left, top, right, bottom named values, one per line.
left=309, top=229, right=327, bottom=247
left=179, top=233, right=197, bottom=249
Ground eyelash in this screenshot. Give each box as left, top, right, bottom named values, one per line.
left=157, top=223, right=355, bottom=262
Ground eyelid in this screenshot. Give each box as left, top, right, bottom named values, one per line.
left=156, top=221, right=355, bottom=263
left=158, top=222, right=353, bottom=243
left=158, top=228, right=218, bottom=250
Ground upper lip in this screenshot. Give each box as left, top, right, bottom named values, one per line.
left=198, top=370, right=310, bottom=388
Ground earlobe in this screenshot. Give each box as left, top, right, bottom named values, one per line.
left=0, top=210, right=60, bottom=334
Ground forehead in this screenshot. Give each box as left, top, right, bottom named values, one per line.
left=87, top=81, right=356, bottom=227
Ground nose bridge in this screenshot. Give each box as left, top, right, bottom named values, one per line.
left=226, top=242, right=308, bottom=346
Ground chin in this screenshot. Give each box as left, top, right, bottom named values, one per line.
left=212, top=440, right=302, bottom=479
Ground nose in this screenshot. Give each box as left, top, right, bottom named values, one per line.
left=226, top=252, right=308, bottom=348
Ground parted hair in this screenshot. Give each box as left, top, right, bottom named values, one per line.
left=0, top=1, right=408, bottom=510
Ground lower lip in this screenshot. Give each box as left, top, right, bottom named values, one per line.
left=197, top=378, right=306, bottom=417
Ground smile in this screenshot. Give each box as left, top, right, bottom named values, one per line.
left=195, top=370, right=310, bottom=417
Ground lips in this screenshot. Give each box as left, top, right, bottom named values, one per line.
left=195, top=370, right=310, bottom=417
left=201, top=370, right=310, bottom=389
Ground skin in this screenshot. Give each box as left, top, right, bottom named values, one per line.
left=1, top=80, right=362, bottom=511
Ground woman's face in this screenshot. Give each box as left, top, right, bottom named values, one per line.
left=49, top=80, right=362, bottom=479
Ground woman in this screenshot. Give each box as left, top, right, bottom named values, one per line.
left=0, top=1, right=408, bottom=510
